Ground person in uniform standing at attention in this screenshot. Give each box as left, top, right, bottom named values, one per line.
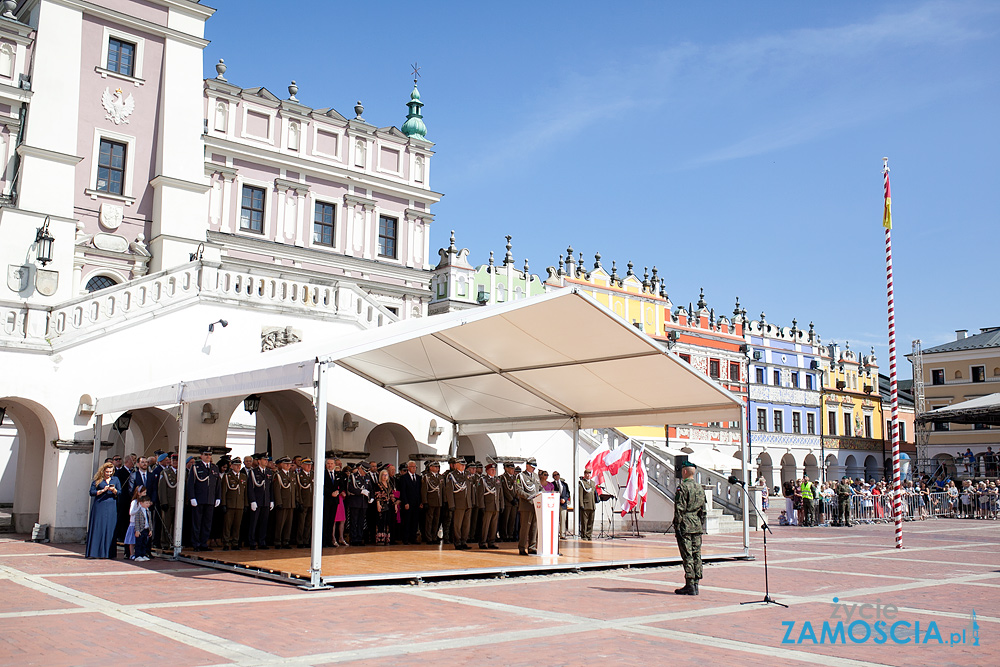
left=673, top=461, right=706, bottom=595
left=467, top=462, right=484, bottom=547
left=516, top=458, right=542, bottom=555
left=294, top=458, right=315, bottom=548
left=346, top=463, right=371, bottom=545
left=836, top=476, right=854, bottom=527
left=157, top=453, right=179, bottom=551
left=272, top=457, right=297, bottom=549
left=439, top=461, right=453, bottom=545
left=421, top=461, right=443, bottom=544
left=499, top=462, right=518, bottom=542
left=445, top=457, right=471, bottom=550
left=187, top=449, right=221, bottom=552
left=246, top=453, right=273, bottom=549
left=578, top=467, right=597, bottom=540
left=552, top=472, right=571, bottom=538
left=221, top=455, right=247, bottom=551
left=477, top=462, right=502, bottom=549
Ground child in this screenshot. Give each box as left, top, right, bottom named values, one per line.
left=124, top=485, right=146, bottom=560
left=133, top=496, right=154, bottom=562
left=778, top=510, right=789, bottom=526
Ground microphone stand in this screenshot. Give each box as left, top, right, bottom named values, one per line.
left=730, top=477, right=787, bottom=608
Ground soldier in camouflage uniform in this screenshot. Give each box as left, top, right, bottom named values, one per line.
left=836, top=476, right=854, bottom=527
left=674, top=461, right=706, bottom=595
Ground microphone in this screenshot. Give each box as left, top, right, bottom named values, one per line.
left=728, top=475, right=746, bottom=487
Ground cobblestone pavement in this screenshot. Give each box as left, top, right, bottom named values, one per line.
left=0, top=520, right=995, bottom=666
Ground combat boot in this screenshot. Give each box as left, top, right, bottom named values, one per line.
left=674, top=581, right=696, bottom=595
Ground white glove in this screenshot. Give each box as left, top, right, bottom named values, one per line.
left=190, top=498, right=197, bottom=507
left=250, top=501, right=258, bottom=511
left=214, top=499, right=220, bottom=507
left=269, top=501, right=274, bottom=510
left=361, top=488, right=370, bottom=497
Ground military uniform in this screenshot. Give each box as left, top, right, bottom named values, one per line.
left=837, top=478, right=853, bottom=526
left=272, top=459, right=297, bottom=548
left=673, top=462, right=706, bottom=595
left=499, top=465, right=518, bottom=541
left=421, top=464, right=443, bottom=544
left=516, top=460, right=542, bottom=555
left=220, top=465, right=247, bottom=550
left=157, top=464, right=178, bottom=549
left=346, top=467, right=371, bottom=545
left=246, top=457, right=272, bottom=549
left=294, top=463, right=314, bottom=547
left=578, top=474, right=597, bottom=540
left=444, top=460, right=472, bottom=549
left=477, top=465, right=502, bottom=548
left=187, top=456, right=221, bottom=550
left=467, top=463, right=484, bottom=545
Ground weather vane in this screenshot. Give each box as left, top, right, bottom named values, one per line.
left=411, top=62, right=421, bottom=84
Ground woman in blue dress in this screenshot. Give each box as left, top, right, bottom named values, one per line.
left=85, top=461, right=121, bottom=558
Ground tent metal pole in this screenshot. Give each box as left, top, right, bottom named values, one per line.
left=91, top=415, right=103, bottom=476
left=173, top=402, right=188, bottom=559
left=572, top=418, right=580, bottom=536
left=450, top=423, right=458, bottom=458
left=307, top=361, right=328, bottom=589
left=740, top=404, right=750, bottom=555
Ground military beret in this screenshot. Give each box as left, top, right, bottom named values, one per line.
left=680, top=461, right=697, bottom=469
left=525, top=457, right=537, bottom=467
left=301, top=458, right=313, bottom=465
left=485, top=463, right=496, bottom=471
left=157, top=453, right=169, bottom=463
left=186, top=456, right=196, bottom=463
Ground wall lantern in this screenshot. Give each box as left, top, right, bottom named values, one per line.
left=35, top=217, right=54, bottom=267
left=244, top=394, right=261, bottom=415
left=112, top=411, right=132, bottom=432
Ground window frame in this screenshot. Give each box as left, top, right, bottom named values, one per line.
left=87, top=129, right=136, bottom=203
left=96, top=137, right=127, bottom=196
left=773, top=369, right=781, bottom=387
left=99, top=27, right=145, bottom=82
left=312, top=200, right=336, bottom=247
left=757, top=408, right=767, bottom=432
left=709, top=359, right=720, bottom=379
left=377, top=214, right=398, bottom=259
left=792, top=411, right=801, bottom=434
left=844, top=412, right=852, bottom=438
left=828, top=410, right=837, bottom=436
left=729, top=361, right=740, bottom=382
left=755, top=367, right=764, bottom=384
left=931, top=369, right=945, bottom=385
left=807, top=413, right=816, bottom=435
left=773, top=410, right=783, bottom=433
left=239, top=184, right=267, bottom=234
left=971, top=365, right=986, bottom=383
left=106, top=36, right=136, bottom=77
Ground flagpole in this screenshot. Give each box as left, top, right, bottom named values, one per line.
left=883, top=157, right=903, bottom=549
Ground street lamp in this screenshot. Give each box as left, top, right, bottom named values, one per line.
left=35, top=218, right=54, bottom=267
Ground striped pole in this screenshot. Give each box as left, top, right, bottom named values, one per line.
left=883, top=157, right=903, bottom=549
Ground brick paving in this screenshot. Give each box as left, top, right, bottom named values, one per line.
left=0, top=519, right=995, bottom=666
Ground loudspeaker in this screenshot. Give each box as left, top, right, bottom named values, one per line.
left=674, top=455, right=688, bottom=478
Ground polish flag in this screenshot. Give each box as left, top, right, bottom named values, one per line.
left=620, top=446, right=647, bottom=517
left=602, top=438, right=632, bottom=475
left=585, top=441, right=612, bottom=485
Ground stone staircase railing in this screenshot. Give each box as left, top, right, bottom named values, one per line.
left=0, top=260, right=397, bottom=350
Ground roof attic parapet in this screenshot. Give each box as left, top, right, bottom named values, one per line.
left=746, top=314, right=821, bottom=347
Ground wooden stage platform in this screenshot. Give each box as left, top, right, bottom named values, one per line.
left=177, top=535, right=746, bottom=587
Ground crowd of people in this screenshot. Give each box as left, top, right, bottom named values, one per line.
left=85, top=449, right=598, bottom=560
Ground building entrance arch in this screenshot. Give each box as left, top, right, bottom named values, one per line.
left=755, top=452, right=774, bottom=490
left=365, top=423, right=420, bottom=469
left=863, top=454, right=879, bottom=482
left=803, top=453, right=819, bottom=481
left=457, top=434, right=498, bottom=464
left=779, top=452, right=798, bottom=484
left=0, top=397, right=59, bottom=533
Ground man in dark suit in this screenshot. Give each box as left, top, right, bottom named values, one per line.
left=187, top=448, right=221, bottom=551
left=397, top=460, right=421, bottom=544
left=246, top=453, right=273, bottom=549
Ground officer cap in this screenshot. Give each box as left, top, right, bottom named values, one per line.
left=276, top=456, right=291, bottom=464
left=503, top=462, right=515, bottom=469
left=447, top=457, right=459, bottom=464
left=525, top=457, right=537, bottom=467
left=475, top=462, right=484, bottom=470
left=202, top=448, right=213, bottom=455
left=430, top=460, right=441, bottom=467
left=217, top=456, right=231, bottom=465
left=251, top=453, right=264, bottom=460
left=359, top=460, right=369, bottom=467
left=378, top=463, right=389, bottom=471
left=680, top=461, right=697, bottom=469
left=230, top=457, right=242, bottom=465
left=515, top=466, right=522, bottom=472
left=301, top=458, right=313, bottom=465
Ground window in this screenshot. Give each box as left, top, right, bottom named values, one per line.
left=931, top=369, right=944, bottom=385
left=755, top=367, right=764, bottom=384
left=933, top=421, right=950, bottom=432
left=806, top=374, right=814, bottom=390
left=828, top=411, right=837, bottom=436
left=385, top=306, right=399, bottom=316
left=96, top=139, right=127, bottom=195
left=709, top=359, right=720, bottom=379
left=807, top=413, right=816, bottom=435
left=864, top=415, right=872, bottom=439
left=791, top=372, right=799, bottom=388
left=899, top=422, right=906, bottom=441
left=85, top=275, right=117, bottom=292
left=729, top=361, right=740, bottom=382
left=886, top=420, right=891, bottom=439
left=773, top=369, right=781, bottom=386
left=107, top=37, right=136, bottom=77
left=972, top=366, right=986, bottom=383
left=680, top=353, right=691, bottom=364
left=240, top=185, right=265, bottom=233
left=313, top=202, right=335, bottom=246
left=757, top=408, right=767, bottom=432
left=792, top=412, right=801, bottom=434
left=844, top=412, right=852, bottom=438
left=774, top=410, right=783, bottom=433
left=378, top=214, right=397, bottom=258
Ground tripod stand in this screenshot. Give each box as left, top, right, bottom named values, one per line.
left=730, top=476, right=787, bottom=608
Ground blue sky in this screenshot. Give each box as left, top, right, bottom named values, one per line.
left=204, top=1, right=1000, bottom=377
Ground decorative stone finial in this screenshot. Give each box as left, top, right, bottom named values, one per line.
left=503, top=235, right=513, bottom=266
left=488, top=250, right=494, bottom=267
left=215, top=59, right=227, bottom=81
left=354, top=101, right=364, bottom=120
left=566, top=244, right=574, bottom=259
left=697, top=287, right=707, bottom=310
left=791, top=318, right=798, bottom=338
left=523, top=258, right=529, bottom=275
left=626, top=261, right=634, bottom=277
left=447, top=230, right=457, bottom=255
left=288, top=81, right=298, bottom=101
left=557, top=254, right=564, bottom=277
left=733, top=297, right=741, bottom=319
left=594, top=251, right=601, bottom=269
left=759, top=311, right=766, bottom=324
left=577, top=252, right=584, bottom=277
left=610, top=260, right=618, bottom=282
left=642, top=267, right=650, bottom=291
left=1, top=1, right=15, bottom=20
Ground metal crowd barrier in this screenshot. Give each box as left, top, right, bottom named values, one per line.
left=780, top=488, right=998, bottom=526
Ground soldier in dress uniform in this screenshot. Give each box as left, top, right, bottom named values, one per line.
left=294, top=458, right=315, bottom=548
left=499, top=462, right=518, bottom=541
left=445, top=457, right=471, bottom=550
left=467, top=462, right=484, bottom=546
left=157, top=452, right=179, bottom=550
left=836, top=476, right=854, bottom=527
left=187, top=449, right=221, bottom=552
left=272, top=456, right=297, bottom=549
left=220, top=455, right=247, bottom=551
left=346, top=463, right=371, bottom=545
left=578, top=467, right=597, bottom=540
left=421, top=460, right=443, bottom=544
left=516, top=457, right=542, bottom=555
left=477, top=463, right=502, bottom=549
left=246, top=453, right=273, bottom=549
left=673, top=461, right=706, bottom=595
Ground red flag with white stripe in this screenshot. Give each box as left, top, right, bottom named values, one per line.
left=620, top=446, right=647, bottom=517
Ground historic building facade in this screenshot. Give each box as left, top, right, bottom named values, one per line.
left=820, top=342, right=884, bottom=481
left=743, top=315, right=824, bottom=488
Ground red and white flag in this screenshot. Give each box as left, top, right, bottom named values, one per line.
left=584, top=441, right=611, bottom=485
left=620, top=446, right=647, bottom=517
left=602, top=438, right=632, bottom=475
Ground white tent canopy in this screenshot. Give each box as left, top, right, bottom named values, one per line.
left=95, top=289, right=748, bottom=586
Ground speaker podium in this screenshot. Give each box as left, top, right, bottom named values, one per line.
left=533, top=492, right=559, bottom=556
